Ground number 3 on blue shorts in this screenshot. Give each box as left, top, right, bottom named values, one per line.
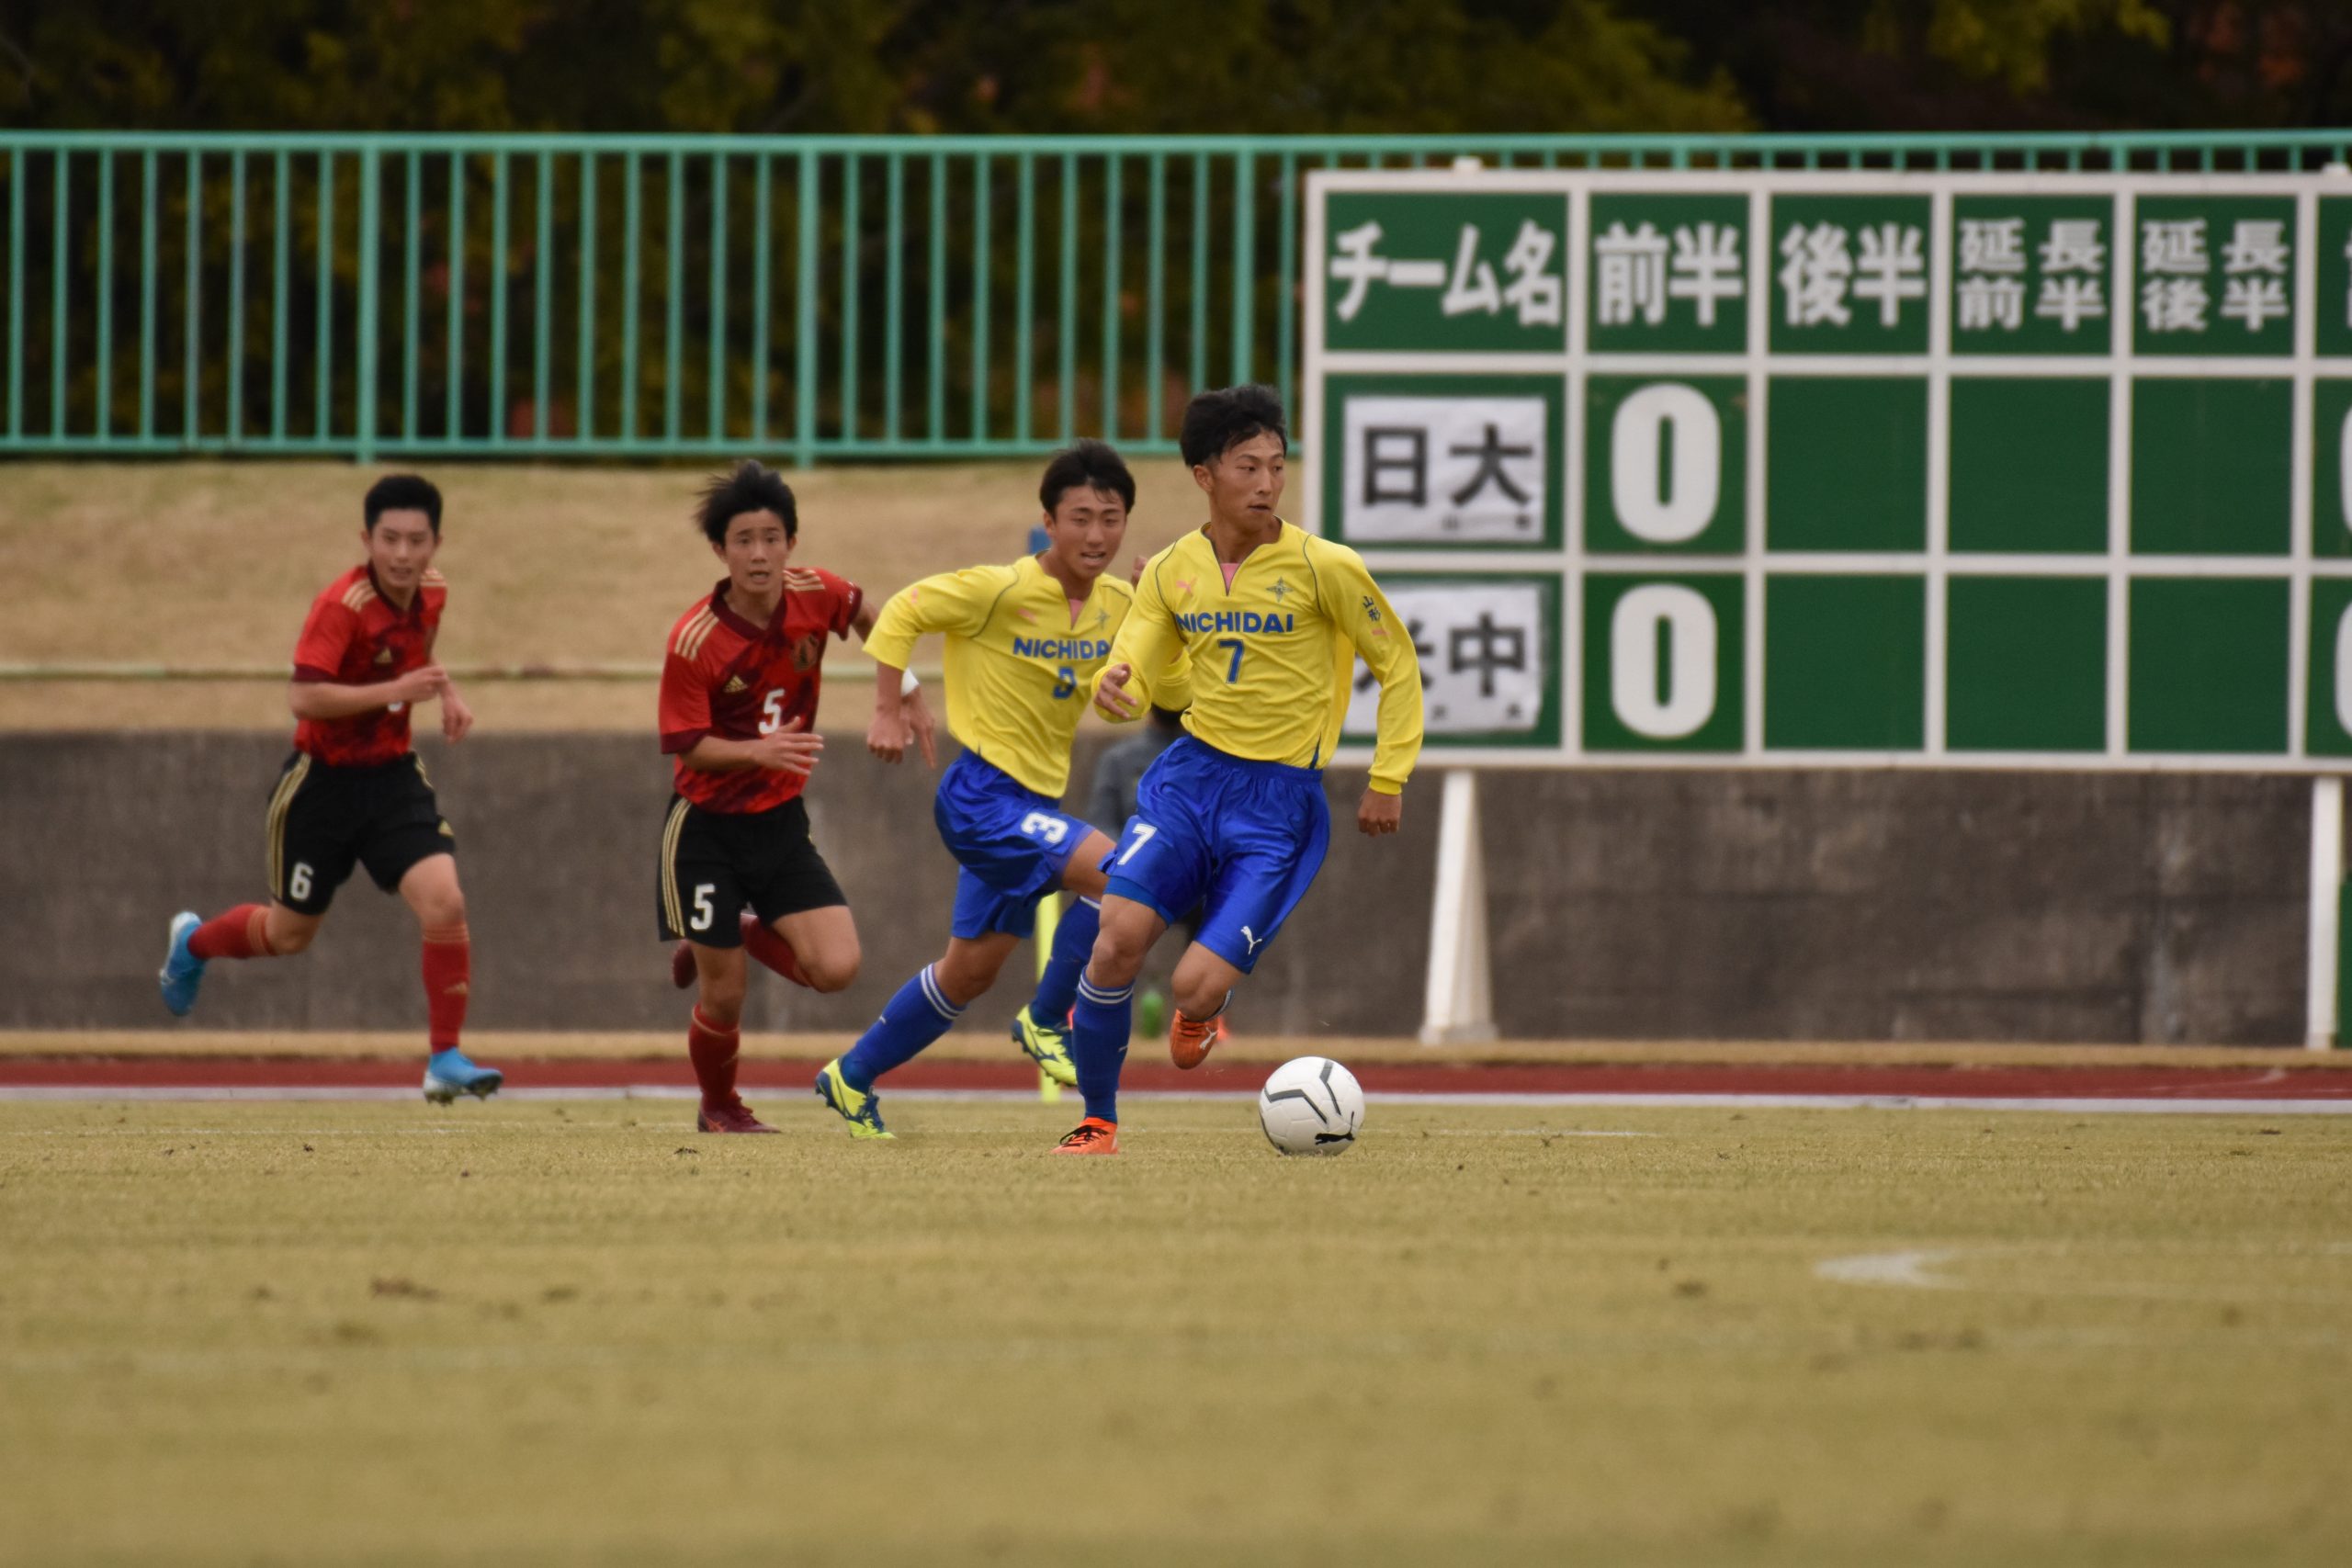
left=1019, top=810, right=1071, bottom=847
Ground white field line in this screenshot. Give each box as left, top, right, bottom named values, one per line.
left=1815, top=1245, right=2352, bottom=1306
left=4, top=1086, right=2350, bottom=1114
left=1815, top=1249, right=1962, bottom=1288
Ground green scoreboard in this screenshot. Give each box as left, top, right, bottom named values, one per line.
left=1309, top=169, right=2352, bottom=771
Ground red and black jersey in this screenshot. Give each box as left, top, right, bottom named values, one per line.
left=289, top=564, right=447, bottom=767
left=659, top=568, right=864, bottom=814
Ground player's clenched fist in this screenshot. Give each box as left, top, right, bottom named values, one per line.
left=1357, top=789, right=1402, bottom=837
left=388, top=664, right=447, bottom=706
left=750, top=716, right=824, bottom=776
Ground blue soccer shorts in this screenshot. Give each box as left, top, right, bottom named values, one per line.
left=933, top=750, right=1095, bottom=940
left=1101, top=735, right=1331, bottom=974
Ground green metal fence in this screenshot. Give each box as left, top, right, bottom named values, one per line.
left=2, top=130, right=2347, bottom=462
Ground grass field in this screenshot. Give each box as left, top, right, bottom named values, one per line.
left=0, top=457, right=1199, bottom=730
left=4, top=1097, right=2347, bottom=1566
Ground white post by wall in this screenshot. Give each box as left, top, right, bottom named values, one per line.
left=2308, top=776, right=2344, bottom=1052
left=1420, top=769, right=1496, bottom=1045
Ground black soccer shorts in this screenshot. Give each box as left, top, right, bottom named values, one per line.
left=267, top=751, right=455, bottom=916
left=656, top=795, right=847, bottom=944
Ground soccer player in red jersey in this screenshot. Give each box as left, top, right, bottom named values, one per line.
left=657, top=460, right=933, bottom=1134
left=159, top=475, right=503, bottom=1104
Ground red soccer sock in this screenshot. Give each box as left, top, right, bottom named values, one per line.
left=686, top=1006, right=741, bottom=1107
left=421, top=923, right=470, bottom=1054
left=188, top=904, right=277, bottom=962
left=739, top=914, right=813, bottom=989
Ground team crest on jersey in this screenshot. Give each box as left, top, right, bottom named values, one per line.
left=723, top=675, right=749, bottom=694
left=790, top=634, right=824, bottom=671
left=1268, top=579, right=1292, bottom=603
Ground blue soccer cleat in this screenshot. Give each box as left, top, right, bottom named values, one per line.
left=422, top=1049, right=503, bottom=1104
left=158, top=911, right=207, bottom=1018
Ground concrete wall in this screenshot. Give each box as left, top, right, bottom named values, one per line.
left=0, top=733, right=2311, bottom=1043
left=1479, top=771, right=2307, bottom=1044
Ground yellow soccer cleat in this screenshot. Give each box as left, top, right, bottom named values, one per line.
left=1010, top=1005, right=1079, bottom=1087
left=811, top=1058, right=895, bottom=1140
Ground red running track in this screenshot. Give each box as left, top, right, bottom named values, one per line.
left=2, top=1055, right=2348, bottom=1099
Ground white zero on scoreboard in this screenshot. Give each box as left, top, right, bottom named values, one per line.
left=2340, top=403, right=2352, bottom=536
left=1610, top=382, right=1722, bottom=545
left=1610, top=583, right=1718, bottom=739
left=2335, top=604, right=2352, bottom=738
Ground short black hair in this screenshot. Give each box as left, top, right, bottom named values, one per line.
left=364, top=474, right=442, bottom=535
left=1179, top=384, right=1287, bottom=468
left=1039, top=439, right=1136, bottom=514
left=696, top=459, right=798, bottom=544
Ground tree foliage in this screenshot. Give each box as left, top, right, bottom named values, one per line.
left=4, top=0, right=2338, bottom=135
left=1645, top=0, right=2351, bottom=130
left=0, top=0, right=1709, bottom=135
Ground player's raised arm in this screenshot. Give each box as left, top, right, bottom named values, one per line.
left=1321, top=542, right=1424, bottom=835
left=848, top=595, right=881, bottom=641
left=1092, top=556, right=1184, bottom=721
left=864, top=570, right=997, bottom=767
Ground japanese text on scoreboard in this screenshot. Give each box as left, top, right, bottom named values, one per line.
left=1306, top=169, right=2352, bottom=771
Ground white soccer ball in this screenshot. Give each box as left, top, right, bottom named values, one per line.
left=1257, top=1056, right=1364, bottom=1156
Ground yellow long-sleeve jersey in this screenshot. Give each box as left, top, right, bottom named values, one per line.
left=865, top=555, right=1141, bottom=798
left=1095, top=522, right=1424, bottom=794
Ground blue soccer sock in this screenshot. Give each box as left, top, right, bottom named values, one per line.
left=1027, top=896, right=1100, bottom=1026
left=839, top=964, right=965, bottom=1091
left=1071, top=974, right=1133, bottom=1125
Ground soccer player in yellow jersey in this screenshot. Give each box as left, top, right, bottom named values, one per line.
left=810, top=442, right=1160, bottom=1138
left=1054, top=385, right=1424, bottom=1155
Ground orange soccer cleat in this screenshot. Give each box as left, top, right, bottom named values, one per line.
left=1051, top=1117, right=1120, bottom=1156
left=1168, top=1007, right=1228, bottom=1070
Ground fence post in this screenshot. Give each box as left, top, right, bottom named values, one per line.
left=356, top=148, right=379, bottom=462
left=1231, top=145, right=1254, bottom=384
left=1420, top=769, right=1496, bottom=1045
left=796, top=146, right=818, bottom=468
left=2309, top=775, right=2344, bottom=1050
